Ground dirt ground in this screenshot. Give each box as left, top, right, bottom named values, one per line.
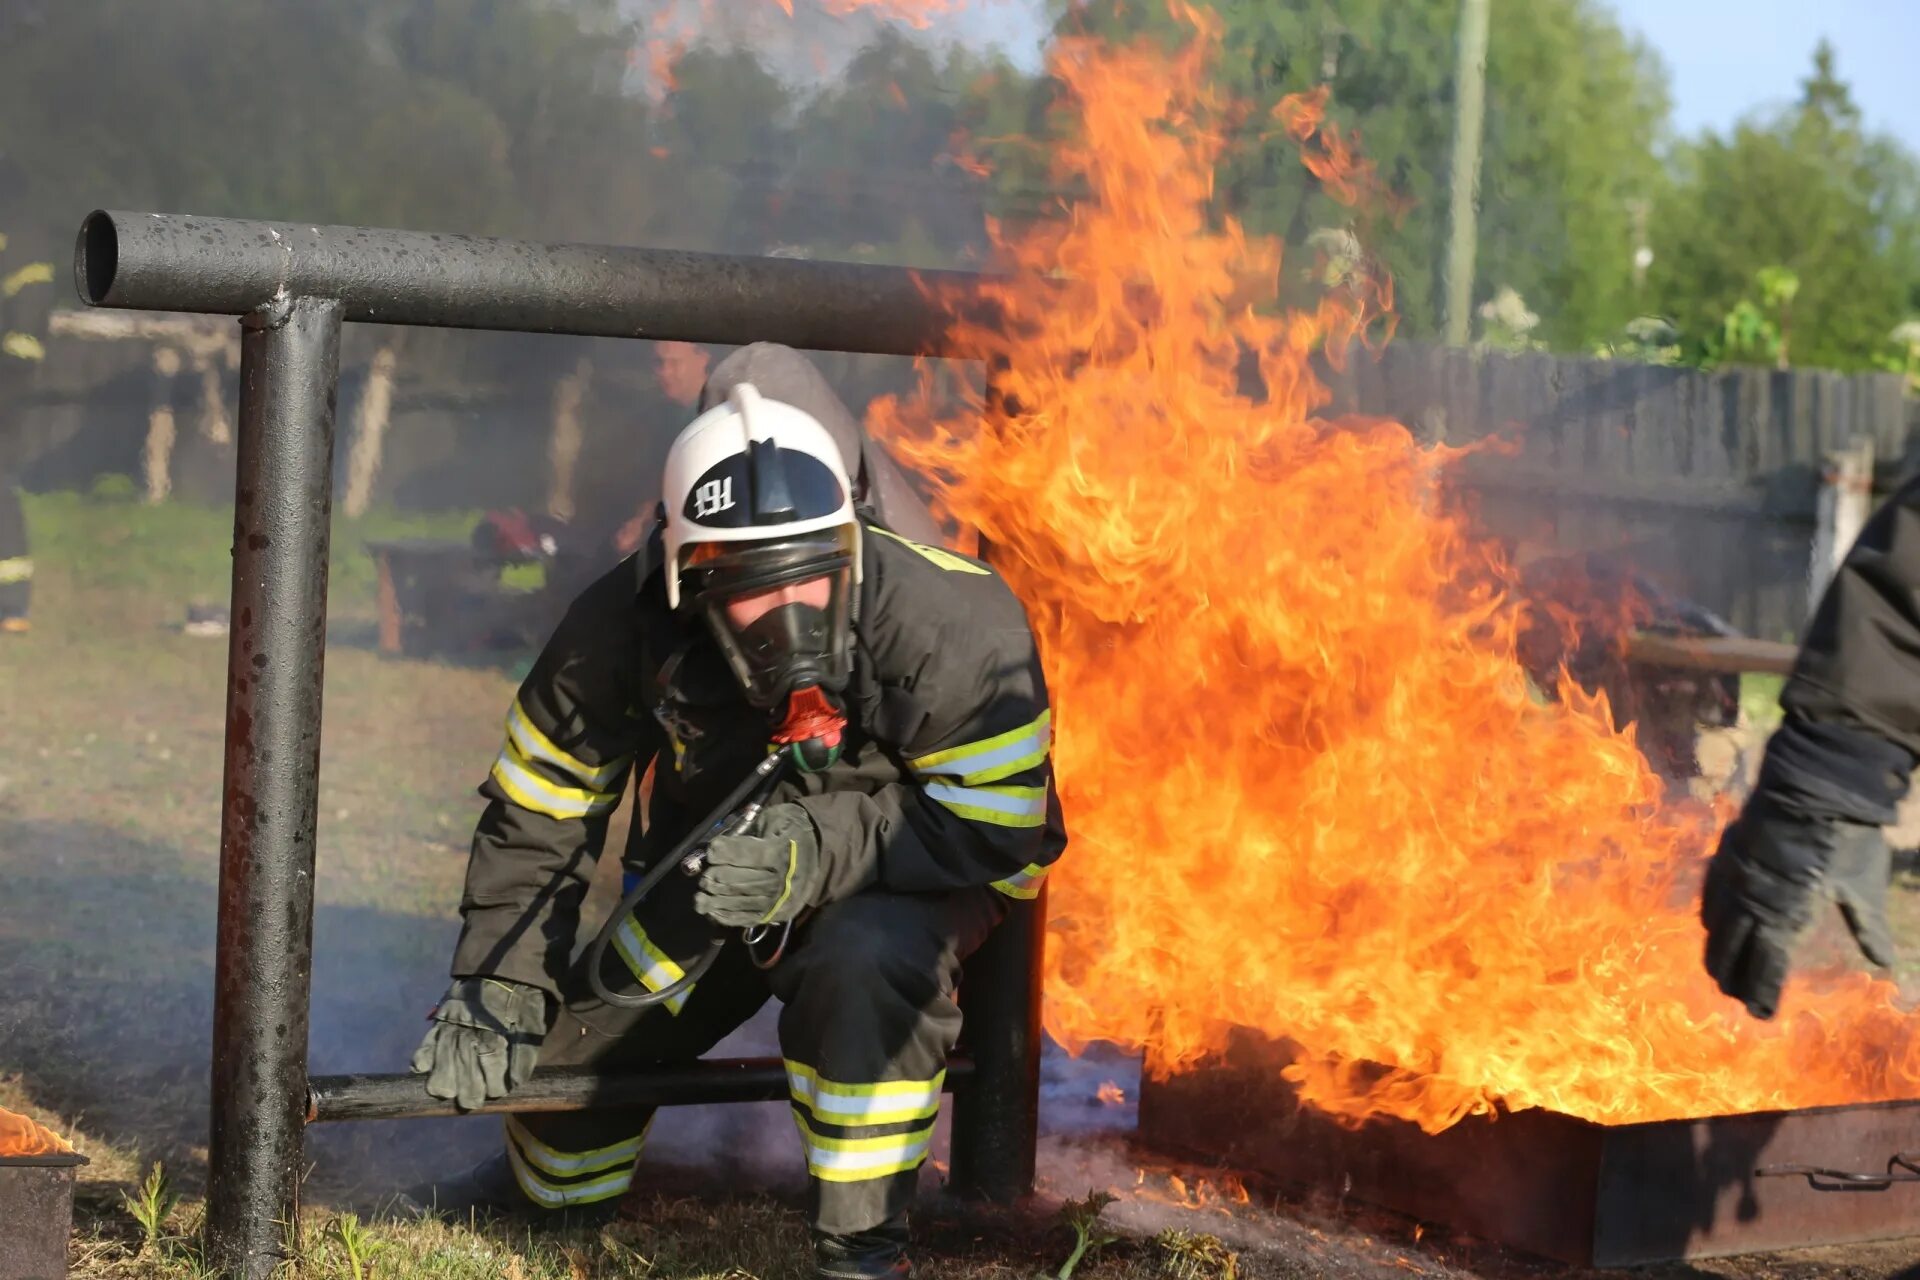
left=9, top=493, right=1920, bottom=1278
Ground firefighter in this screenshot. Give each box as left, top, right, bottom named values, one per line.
left=0, top=468, right=30, bottom=634
left=401, top=377, right=1065, bottom=1280
left=1701, top=474, right=1920, bottom=1020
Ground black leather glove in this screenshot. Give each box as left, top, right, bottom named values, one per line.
left=1701, top=797, right=1892, bottom=1019
left=409, top=977, right=550, bottom=1111
left=1700, top=716, right=1909, bottom=1020
left=694, top=803, right=823, bottom=928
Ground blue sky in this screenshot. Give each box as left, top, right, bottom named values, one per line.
left=946, top=1, right=1920, bottom=152
left=1603, top=0, right=1920, bottom=148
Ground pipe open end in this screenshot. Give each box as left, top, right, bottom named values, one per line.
left=76, top=210, right=118, bottom=305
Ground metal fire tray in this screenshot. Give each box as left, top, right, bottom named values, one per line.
left=1137, top=1029, right=1920, bottom=1266
left=0, top=1151, right=89, bottom=1280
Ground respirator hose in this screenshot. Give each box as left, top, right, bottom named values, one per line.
left=584, top=751, right=790, bottom=1010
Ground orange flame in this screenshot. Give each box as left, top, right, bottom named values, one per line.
left=0, top=1106, right=72, bottom=1158
left=871, top=15, right=1920, bottom=1131
left=1096, top=1079, right=1127, bottom=1105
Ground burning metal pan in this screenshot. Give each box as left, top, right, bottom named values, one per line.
left=1137, top=1029, right=1920, bottom=1267
left=0, top=1150, right=88, bottom=1280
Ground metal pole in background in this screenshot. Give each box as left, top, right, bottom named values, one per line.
left=204, top=295, right=344, bottom=1278
left=948, top=886, right=1046, bottom=1201
left=1442, top=0, right=1492, bottom=346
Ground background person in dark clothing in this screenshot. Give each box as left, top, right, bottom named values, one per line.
left=1701, top=475, right=1920, bottom=1018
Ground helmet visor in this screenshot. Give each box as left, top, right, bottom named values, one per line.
left=684, top=528, right=856, bottom=707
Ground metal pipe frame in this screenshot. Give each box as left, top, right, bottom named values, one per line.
left=204, top=295, right=343, bottom=1270
left=73, top=211, right=1040, bottom=1279
left=78, top=210, right=991, bottom=354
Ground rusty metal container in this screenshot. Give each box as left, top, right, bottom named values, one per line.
left=1138, top=1029, right=1920, bottom=1266
left=0, top=1151, right=87, bottom=1280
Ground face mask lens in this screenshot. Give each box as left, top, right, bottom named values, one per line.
left=722, top=577, right=835, bottom=632
left=685, top=531, right=855, bottom=707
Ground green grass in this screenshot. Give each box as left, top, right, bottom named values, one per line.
left=21, top=489, right=479, bottom=618
left=1739, top=672, right=1785, bottom=732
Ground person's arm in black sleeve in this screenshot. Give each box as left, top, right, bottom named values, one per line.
left=800, top=533, right=1066, bottom=901
left=1783, top=472, right=1920, bottom=754
left=1702, top=476, right=1920, bottom=1018
left=801, top=632, right=1061, bottom=901
left=450, top=561, right=660, bottom=997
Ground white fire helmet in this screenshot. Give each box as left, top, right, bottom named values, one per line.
left=659, top=382, right=863, bottom=706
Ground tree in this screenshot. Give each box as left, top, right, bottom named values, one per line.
left=1045, top=0, right=1670, bottom=349
left=1647, top=42, right=1920, bottom=371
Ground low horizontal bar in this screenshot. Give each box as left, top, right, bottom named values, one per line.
left=77, top=210, right=995, bottom=357
left=1624, top=631, right=1797, bottom=676
left=307, top=1056, right=975, bottom=1123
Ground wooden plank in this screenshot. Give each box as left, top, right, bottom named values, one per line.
left=1625, top=632, right=1797, bottom=675
left=1453, top=462, right=1770, bottom=512
left=375, top=549, right=403, bottom=656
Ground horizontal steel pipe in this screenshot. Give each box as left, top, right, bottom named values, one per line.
left=308, top=1056, right=976, bottom=1123
left=77, top=210, right=991, bottom=356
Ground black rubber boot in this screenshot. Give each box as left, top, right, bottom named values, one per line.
left=386, top=1151, right=620, bottom=1230
left=813, top=1215, right=911, bottom=1280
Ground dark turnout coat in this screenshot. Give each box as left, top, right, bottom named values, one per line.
left=450, top=518, right=1067, bottom=996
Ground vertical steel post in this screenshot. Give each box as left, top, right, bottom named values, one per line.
left=204, top=296, right=344, bottom=1278
left=949, top=885, right=1046, bottom=1201
left=946, top=391, right=1045, bottom=1203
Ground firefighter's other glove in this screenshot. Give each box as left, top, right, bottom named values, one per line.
left=1700, top=715, right=1909, bottom=1021
left=1701, top=797, right=1892, bottom=1020
left=410, top=977, right=550, bottom=1112
left=695, top=803, right=823, bottom=928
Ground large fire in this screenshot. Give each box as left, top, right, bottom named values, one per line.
left=870, top=8, right=1920, bottom=1131
left=0, top=1106, right=73, bottom=1159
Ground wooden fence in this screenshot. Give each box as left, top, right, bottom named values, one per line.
left=1320, top=344, right=1912, bottom=642
left=7, top=321, right=1914, bottom=642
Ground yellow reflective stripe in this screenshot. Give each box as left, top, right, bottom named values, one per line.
left=922, top=782, right=1047, bottom=828
left=490, top=750, right=621, bottom=821
left=506, top=700, right=629, bottom=791
left=0, top=557, right=30, bottom=584
left=910, top=710, right=1051, bottom=785
left=786, top=1063, right=945, bottom=1125
left=612, top=918, right=691, bottom=1015
left=869, top=526, right=991, bottom=575
left=759, top=840, right=799, bottom=925
left=505, top=1114, right=650, bottom=1177
left=505, top=1139, right=633, bottom=1207
left=991, top=861, right=1053, bottom=900
left=792, top=1110, right=936, bottom=1182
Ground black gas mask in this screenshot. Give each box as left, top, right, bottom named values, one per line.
left=682, top=527, right=856, bottom=710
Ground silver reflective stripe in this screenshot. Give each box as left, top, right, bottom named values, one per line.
left=786, top=1063, right=943, bottom=1125
left=489, top=750, right=620, bottom=820
left=921, top=781, right=1048, bottom=822
left=612, top=918, right=690, bottom=1015
left=505, top=1141, right=634, bottom=1207
left=792, top=1113, right=937, bottom=1182
left=912, top=719, right=1050, bottom=784
left=506, top=700, right=628, bottom=791
left=505, top=1115, right=648, bottom=1176
left=991, top=861, right=1053, bottom=899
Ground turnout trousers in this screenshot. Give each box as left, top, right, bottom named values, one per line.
left=502, top=873, right=1006, bottom=1236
